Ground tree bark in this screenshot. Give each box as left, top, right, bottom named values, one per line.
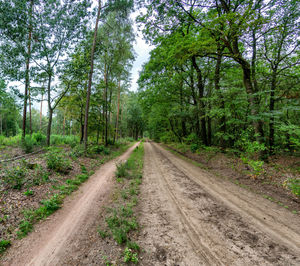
left=269, top=72, right=276, bottom=154
left=46, top=75, right=52, bottom=146
left=114, top=79, right=121, bottom=143
left=29, top=86, right=32, bottom=135
left=83, top=0, right=102, bottom=152
left=191, top=56, right=208, bottom=146
left=22, top=0, right=33, bottom=139
left=40, top=93, right=43, bottom=131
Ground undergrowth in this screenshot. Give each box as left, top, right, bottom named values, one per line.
left=100, top=142, right=144, bottom=264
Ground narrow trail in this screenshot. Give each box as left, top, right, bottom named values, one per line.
left=137, top=142, right=300, bottom=265
left=0, top=143, right=139, bottom=266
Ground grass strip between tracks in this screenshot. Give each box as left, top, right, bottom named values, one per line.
left=98, top=141, right=144, bottom=265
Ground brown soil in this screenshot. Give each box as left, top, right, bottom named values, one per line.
left=0, top=143, right=139, bottom=266
left=1, top=141, right=299, bottom=265
left=135, top=142, right=300, bottom=265
left=165, top=144, right=300, bottom=214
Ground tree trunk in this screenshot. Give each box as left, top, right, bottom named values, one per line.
left=22, top=0, right=33, bottom=139
left=214, top=45, right=226, bottom=148
left=46, top=75, right=52, bottom=146
left=63, top=110, right=66, bottom=136
left=46, top=108, right=53, bottom=146
left=269, top=72, right=276, bottom=154
left=40, top=93, right=43, bottom=131
left=191, top=56, right=207, bottom=146
left=114, top=79, right=121, bottom=143
left=29, top=86, right=32, bottom=135
left=83, top=0, right=102, bottom=152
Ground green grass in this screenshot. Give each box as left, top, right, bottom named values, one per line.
left=14, top=141, right=135, bottom=240
left=0, top=239, right=11, bottom=254
left=100, top=143, right=144, bottom=264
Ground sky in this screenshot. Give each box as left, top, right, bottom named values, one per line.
left=129, top=9, right=153, bottom=92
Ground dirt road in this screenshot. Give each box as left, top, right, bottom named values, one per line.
left=1, top=141, right=299, bottom=265
left=0, top=143, right=139, bottom=266
left=137, top=142, right=300, bottom=265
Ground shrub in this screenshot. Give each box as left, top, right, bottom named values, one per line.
left=21, top=135, right=37, bottom=153
left=17, top=220, right=33, bottom=238
left=116, top=162, right=129, bottom=178
left=123, top=247, right=138, bottom=264
left=288, top=178, right=300, bottom=198
left=3, top=165, right=27, bottom=189
left=70, top=144, right=85, bottom=158
left=46, top=148, right=72, bottom=173
left=0, top=239, right=11, bottom=253
left=190, top=143, right=199, bottom=153
left=102, top=147, right=110, bottom=155
left=32, top=132, right=46, bottom=145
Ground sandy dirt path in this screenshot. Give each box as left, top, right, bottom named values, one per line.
left=137, top=142, right=300, bottom=265
left=0, top=143, right=139, bottom=266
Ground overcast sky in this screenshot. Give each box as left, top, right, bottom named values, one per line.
left=129, top=9, right=152, bottom=92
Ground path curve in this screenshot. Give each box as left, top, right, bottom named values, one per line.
left=1, top=142, right=139, bottom=266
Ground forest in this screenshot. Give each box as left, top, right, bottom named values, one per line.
left=0, top=0, right=299, bottom=157
left=0, top=0, right=299, bottom=264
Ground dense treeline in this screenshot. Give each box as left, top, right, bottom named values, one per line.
left=0, top=0, right=143, bottom=150
left=137, top=0, right=300, bottom=157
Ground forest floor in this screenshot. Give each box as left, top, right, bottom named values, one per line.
left=0, top=141, right=299, bottom=265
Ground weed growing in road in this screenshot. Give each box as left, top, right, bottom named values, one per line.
left=98, top=228, right=110, bottom=239
left=99, top=143, right=144, bottom=264
left=123, top=247, right=138, bottom=264
left=0, top=239, right=11, bottom=254
left=116, top=161, right=129, bottom=178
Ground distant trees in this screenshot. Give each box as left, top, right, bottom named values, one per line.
left=0, top=0, right=140, bottom=147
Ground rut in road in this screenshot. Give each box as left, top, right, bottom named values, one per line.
left=0, top=143, right=139, bottom=266
left=137, top=142, right=300, bottom=266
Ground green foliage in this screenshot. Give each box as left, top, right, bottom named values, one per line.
left=98, top=228, right=110, bottom=239
left=0, top=135, right=21, bottom=146
left=17, top=220, right=33, bottom=238
left=24, top=189, right=34, bottom=196
left=116, top=162, right=129, bottom=178
left=123, top=247, right=138, bottom=264
left=70, top=144, right=85, bottom=158
left=21, top=135, right=37, bottom=153
left=32, top=132, right=46, bottom=145
left=50, top=135, right=79, bottom=146
left=190, top=143, right=199, bottom=153
left=0, top=239, right=11, bottom=253
left=3, top=165, right=27, bottom=189
left=287, top=179, right=300, bottom=198
left=46, top=148, right=72, bottom=174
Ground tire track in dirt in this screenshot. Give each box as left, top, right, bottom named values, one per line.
left=0, top=143, right=139, bottom=266
left=154, top=143, right=300, bottom=253
left=137, top=142, right=300, bottom=265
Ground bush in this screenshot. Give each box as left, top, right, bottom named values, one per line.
left=288, top=178, right=300, bottom=198
left=0, top=239, right=11, bottom=253
left=3, top=165, right=27, bottom=189
left=89, top=145, right=104, bottom=154
left=32, top=132, right=46, bottom=145
left=21, top=135, right=37, bottom=153
left=70, top=144, right=85, bottom=158
left=46, top=148, right=72, bottom=174
left=116, top=162, right=129, bottom=178
left=102, top=147, right=110, bottom=155
left=190, top=143, right=199, bottom=153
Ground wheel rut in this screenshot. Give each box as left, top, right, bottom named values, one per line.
left=137, top=142, right=300, bottom=266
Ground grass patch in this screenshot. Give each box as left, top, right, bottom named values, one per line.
left=0, top=239, right=11, bottom=254
left=100, top=143, right=144, bottom=264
